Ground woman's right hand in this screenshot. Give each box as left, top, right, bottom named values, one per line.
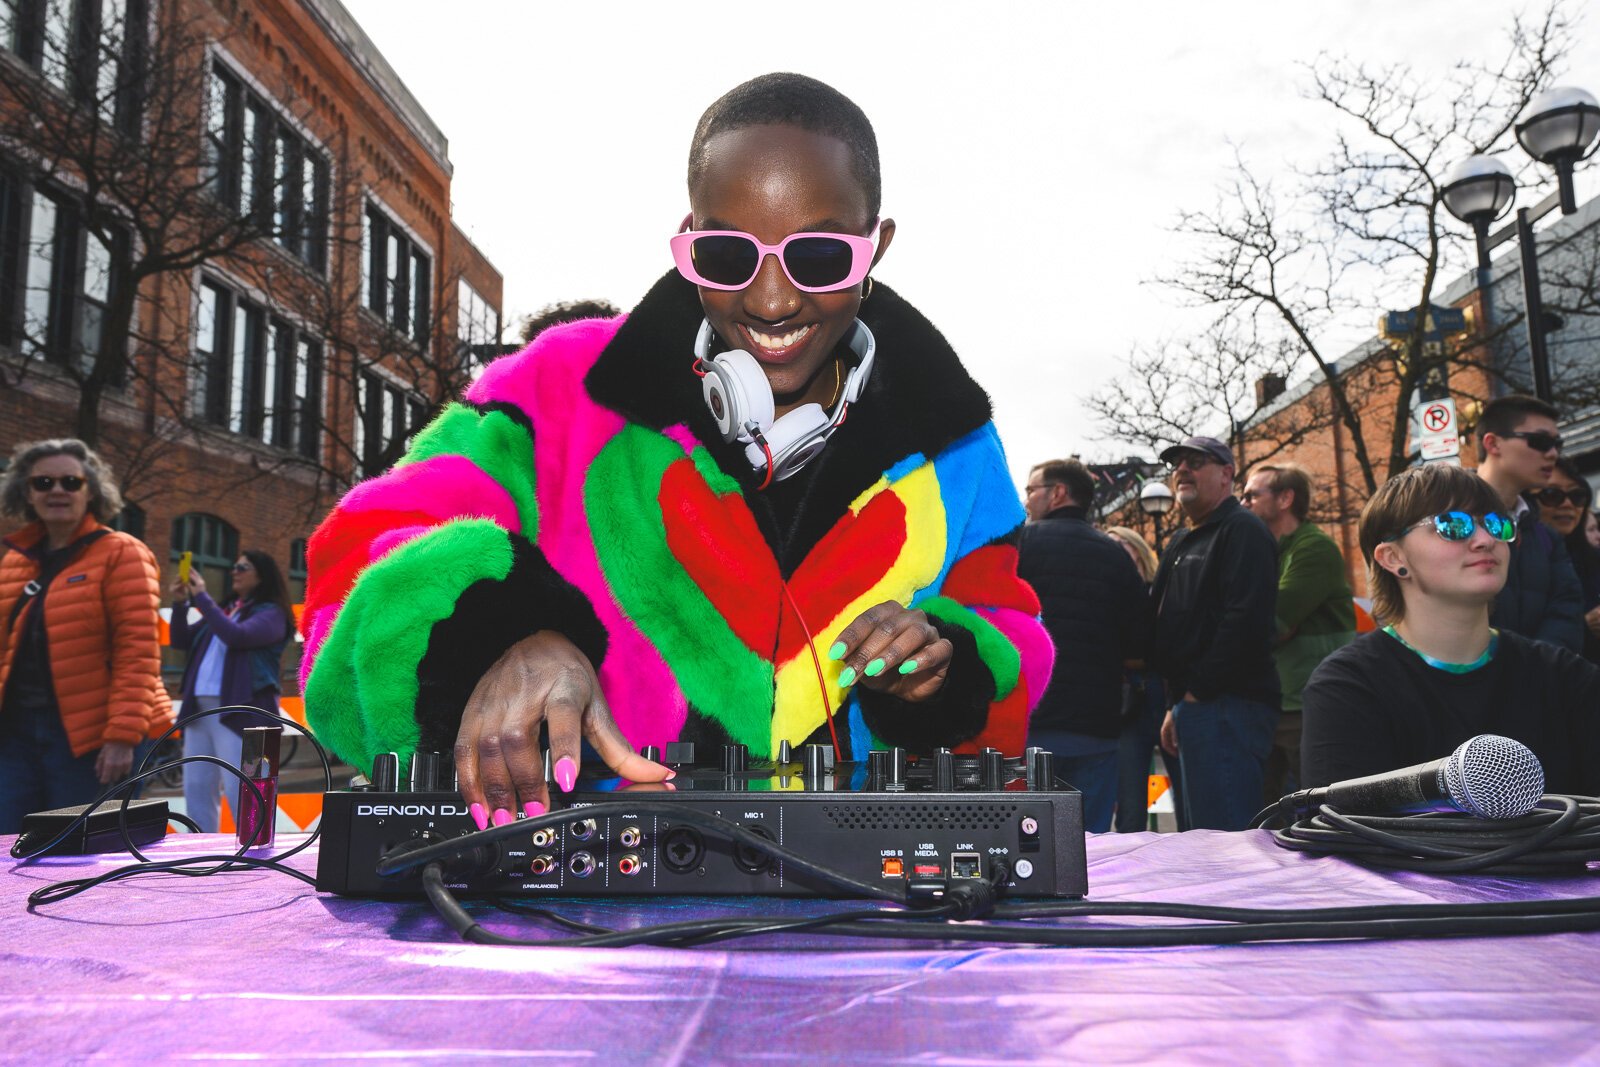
left=454, top=630, right=672, bottom=829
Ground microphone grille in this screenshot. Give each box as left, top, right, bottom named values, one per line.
left=1441, top=734, right=1545, bottom=819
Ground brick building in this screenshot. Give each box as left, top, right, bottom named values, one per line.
left=1, top=0, right=503, bottom=688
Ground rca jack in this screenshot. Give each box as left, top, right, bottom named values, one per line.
left=529, top=854, right=556, bottom=876
left=618, top=825, right=644, bottom=849
left=617, top=854, right=642, bottom=877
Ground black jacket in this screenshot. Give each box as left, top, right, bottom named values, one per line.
left=1302, top=628, right=1600, bottom=794
left=1491, top=503, right=1583, bottom=652
left=1150, top=496, right=1280, bottom=707
left=1017, top=506, right=1150, bottom=738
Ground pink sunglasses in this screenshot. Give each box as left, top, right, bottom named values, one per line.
left=670, top=216, right=878, bottom=293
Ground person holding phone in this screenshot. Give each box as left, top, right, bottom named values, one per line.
left=0, top=439, right=167, bottom=833
left=298, top=73, right=1051, bottom=829
left=169, top=550, right=293, bottom=832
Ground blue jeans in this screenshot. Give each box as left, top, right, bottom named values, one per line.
left=1027, top=728, right=1118, bottom=833
left=1171, top=695, right=1277, bottom=831
left=0, top=701, right=108, bottom=834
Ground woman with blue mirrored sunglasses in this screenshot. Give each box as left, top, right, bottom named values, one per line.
left=1299, top=463, right=1600, bottom=802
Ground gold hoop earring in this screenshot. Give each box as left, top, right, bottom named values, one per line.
left=862, top=276, right=874, bottom=302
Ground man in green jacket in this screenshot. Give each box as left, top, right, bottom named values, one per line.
left=1242, top=462, right=1356, bottom=799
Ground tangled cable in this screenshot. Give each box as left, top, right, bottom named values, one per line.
left=1263, top=794, right=1600, bottom=875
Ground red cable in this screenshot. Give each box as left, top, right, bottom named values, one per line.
left=780, top=579, right=841, bottom=761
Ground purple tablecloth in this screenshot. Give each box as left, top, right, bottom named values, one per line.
left=3, top=829, right=1599, bottom=1063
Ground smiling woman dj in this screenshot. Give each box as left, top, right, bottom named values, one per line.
left=299, top=74, right=1051, bottom=828
left=1301, top=463, right=1600, bottom=794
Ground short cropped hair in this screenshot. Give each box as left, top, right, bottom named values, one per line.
left=1, top=438, right=123, bottom=523
left=1032, top=458, right=1095, bottom=508
left=1475, top=394, right=1559, bottom=461
left=1251, top=463, right=1313, bottom=522
left=688, top=73, right=882, bottom=219
left=1358, top=463, right=1505, bottom=625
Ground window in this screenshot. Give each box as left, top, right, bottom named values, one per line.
left=2, top=0, right=146, bottom=134
left=456, top=278, right=499, bottom=372
left=287, top=537, right=307, bottom=605
left=109, top=499, right=144, bottom=541
left=195, top=275, right=323, bottom=457
left=203, top=62, right=328, bottom=272
left=353, top=367, right=425, bottom=476
left=363, top=202, right=430, bottom=344
left=7, top=179, right=126, bottom=371
left=171, top=512, right=239, bottom=602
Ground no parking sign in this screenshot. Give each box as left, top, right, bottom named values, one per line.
left=1416, top=399, right=1460, bottom=462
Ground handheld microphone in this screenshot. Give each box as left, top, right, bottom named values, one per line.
left=1285, top=734, right=1545, bottom=820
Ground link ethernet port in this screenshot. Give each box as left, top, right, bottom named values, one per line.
left=950, top=853, right=981, bottom=879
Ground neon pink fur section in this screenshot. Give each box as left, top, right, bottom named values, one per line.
left=340, top=454, right=520, bottom=528
left=974, top=605, right=1054, bottom=709
left=465, top=319, right=690, bottom=750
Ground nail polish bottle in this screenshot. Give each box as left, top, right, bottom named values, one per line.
left=237, top=725, right=283, bottom=849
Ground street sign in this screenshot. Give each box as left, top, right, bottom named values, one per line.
left=1381, top=305, right=1469, bottom=343
left=1415, top=398, right=1460, bottom=462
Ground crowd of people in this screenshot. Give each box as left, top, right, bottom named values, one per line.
left=2, top=75, right=1598, bottom=839
left=1022, top=394, right=1600, bottom=832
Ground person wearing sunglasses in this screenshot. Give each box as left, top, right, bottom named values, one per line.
left=1472, top=394, right=1584, bottom=653
left=168, top=551, right=293, bottom=833
left=1536, top=459, right=1600, bottom=666
left=298, top=74, right=1049, bottom=827
left=1301, top=463, right=1600, bottom=795
left=0, top=438, right=168, bottom=833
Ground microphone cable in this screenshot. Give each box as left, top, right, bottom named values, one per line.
left=1255, top=793, right=1600, bottom=875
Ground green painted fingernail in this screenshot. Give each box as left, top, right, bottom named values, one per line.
left=828, top=642, right=847, bottom=661
left=865, top=658, right=885, bottom=677
left=899, top=659, right=919, bottom=675
left=838, top=667, right=857, bottom=687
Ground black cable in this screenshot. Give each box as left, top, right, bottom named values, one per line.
left=1264, top=794, right=1600, bottom=874
left=23, top=705, right=334, bottom=910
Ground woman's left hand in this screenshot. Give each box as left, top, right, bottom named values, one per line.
left=95, top=741, right=134, bottom=784
left=830, top=601, right=952, bottom=703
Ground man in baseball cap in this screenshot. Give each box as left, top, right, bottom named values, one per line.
left=1148, top=434, right=1281, bottom=830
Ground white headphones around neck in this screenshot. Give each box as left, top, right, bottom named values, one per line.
left=694, top=317, right=876, bottom=484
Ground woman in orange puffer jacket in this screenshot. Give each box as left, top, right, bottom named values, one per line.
left=0, top=439, right=168, bottom=833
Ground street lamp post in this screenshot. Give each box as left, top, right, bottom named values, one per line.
left=1442, top=86, right=1600, bottom=403
left=1139, top=480, right=1175, bottom=553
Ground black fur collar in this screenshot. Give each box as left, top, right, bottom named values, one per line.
left=585, top=270, right=994, bottom=572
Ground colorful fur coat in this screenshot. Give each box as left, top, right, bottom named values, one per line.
left=300, top=273, right=1051, bottom=774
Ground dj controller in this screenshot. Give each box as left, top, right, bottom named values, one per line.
left=316, top=743, right=1088, bottom=899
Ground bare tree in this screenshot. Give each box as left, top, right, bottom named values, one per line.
left=1087, top=318, right=1334, bottom=475
left=0, top=2, right=284, bottom=448
left=1105, top=1, right=1585, bottom=494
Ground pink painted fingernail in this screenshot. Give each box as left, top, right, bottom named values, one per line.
left=522, top=801, right=546, bottom=819
left=470, top=803, right=488, bottom=831
left=664, top=770, right=677, bottom=781
left=555, top=757, right=577, bottom=792
left=492, top=808, right=512, bottom=827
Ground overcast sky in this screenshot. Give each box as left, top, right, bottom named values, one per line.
left=339, top=0, right=1600, bottom=487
